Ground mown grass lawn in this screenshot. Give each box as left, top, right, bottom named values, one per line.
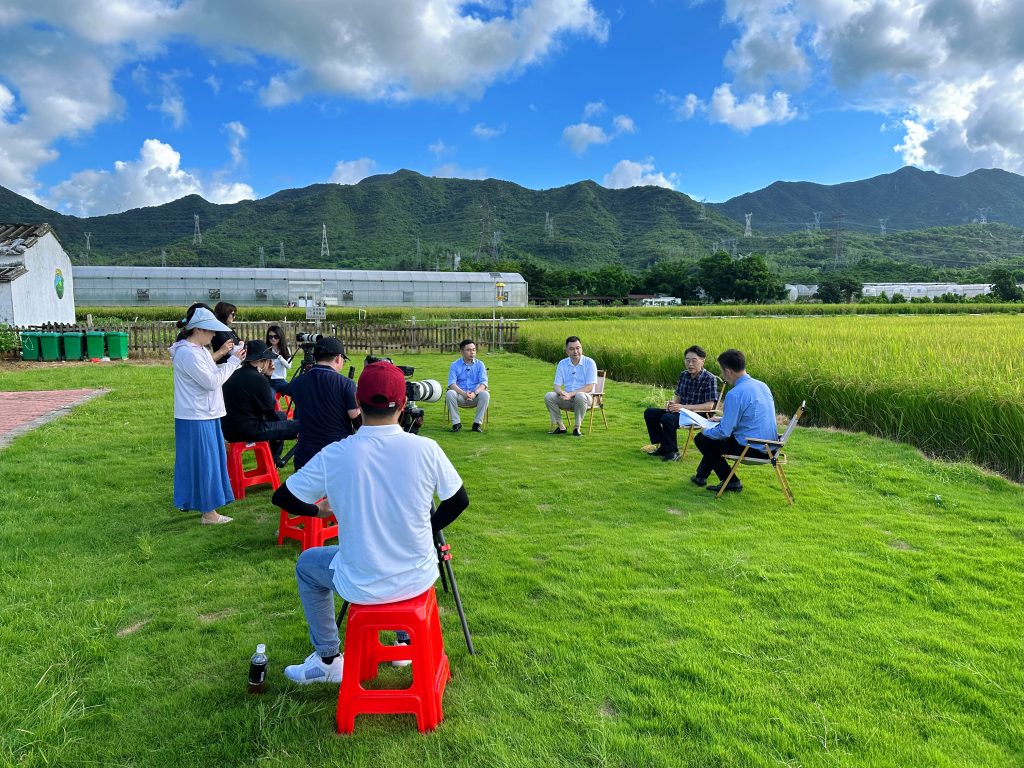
left=1, top=353, right=1022, bottom=768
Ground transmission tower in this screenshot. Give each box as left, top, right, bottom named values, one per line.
left=977, top=207, right=991, bottom=224
left=831, top=212, right=845, bottom=270
left=453, top=252, right=461, bottom=271
left=744, top=213, right=753, bottom=237
left=279, top=242, right=284, bottom=263
left=699, top=198, right=707, bottom=221
left=813, top=211, right=822, bottom=230
left=258, top=245, right=266, bottom=268
left=879, top=218, right=888, bottom=236
left=192, top=214, right=202, bottom=245
left=805, top=223, right=813, bottom=237
left=82, top=232, right=91, bottom=265
left=320, top=224, right=330, bottom=258
left=160, top=248, right=167, bottom=267
left=544, top=212, right=554, bottom=237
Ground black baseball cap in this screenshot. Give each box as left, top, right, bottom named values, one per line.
left=314, top=337, right=347, bottom=358
left=245, top=340, right=278, bottom=361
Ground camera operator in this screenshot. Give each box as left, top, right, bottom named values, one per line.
left=287, top=337, right=361, bottom=470
left=272, top=361, right=469, bottom=684
left=221, top=340, right=301, bottom=467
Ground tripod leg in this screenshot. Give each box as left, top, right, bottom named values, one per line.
left=435, top=530, right=475, bottom=655
left=335, top=599, right=349, bottom=629
left=438, top=557, right=450, bottom=593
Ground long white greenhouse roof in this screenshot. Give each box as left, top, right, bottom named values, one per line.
left=76, top=267, right=525, bottom=283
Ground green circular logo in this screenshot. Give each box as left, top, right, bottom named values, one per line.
left=54, top=269, right=65, bottom=299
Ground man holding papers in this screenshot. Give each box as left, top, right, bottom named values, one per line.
left=644, top=345, right=718, bottom=462
left=691, top=349, right=777, bottom=493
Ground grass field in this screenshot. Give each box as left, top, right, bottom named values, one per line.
left=519, top=315, right=1024, bottom=483
left=1, top=354, right=1023, bottom=767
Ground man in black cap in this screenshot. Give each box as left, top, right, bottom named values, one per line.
left=287, top=336, right=361, bottom=470
left=221, top=340, right=301, bottom=466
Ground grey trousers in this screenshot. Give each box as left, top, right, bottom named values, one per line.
left=544, top=391, right=592, bottom=428
left=446, top=389, right=490, bottom=425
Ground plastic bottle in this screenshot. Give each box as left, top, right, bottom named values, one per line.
left=248, top=644, right=268, bottom=694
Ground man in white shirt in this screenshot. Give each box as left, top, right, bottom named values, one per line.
left=273, top=361, right=469, bottom=684
left=544, top=335, right=598, bottom=437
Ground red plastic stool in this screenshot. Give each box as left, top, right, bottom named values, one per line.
left=225, top=441, right=280, bottom=500
left=337, top=587, right=450, bottom=734
left=277, top=511, right=338, bottom=550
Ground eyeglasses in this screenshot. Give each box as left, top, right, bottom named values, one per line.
left=267, top=334, right=279, bottom=339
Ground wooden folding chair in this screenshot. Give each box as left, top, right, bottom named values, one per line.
left=444, top=398, right=490, bottom=429
left=716, top=401, right=806, bottom=505
left=586, top=370, right=609, bottom=434
left=680, top=375, right=726, bottom=459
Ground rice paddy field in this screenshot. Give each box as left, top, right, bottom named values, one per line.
left=519, top=315, right=1024, bottom=482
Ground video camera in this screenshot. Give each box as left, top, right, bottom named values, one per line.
left=364, top=354, right=442, bottom=434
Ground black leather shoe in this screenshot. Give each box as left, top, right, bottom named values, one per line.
left=661, top=451, right=680, bottom=462
left=450, top=423, right=462, bottom=432
left=690, top=475, right=707, bottom=487
left=471, top=423, right=482, bottom=432
left=707, top=480, right=743, bottom=493
left=572, top=428, right=582, bottom=437
left=548, top=426, right=567, bottom=435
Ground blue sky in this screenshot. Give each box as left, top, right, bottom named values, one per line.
left=1, top=1, right=1021, bottom=216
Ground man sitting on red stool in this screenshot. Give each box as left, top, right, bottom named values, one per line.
left=272, top=361, right=469, bottom=684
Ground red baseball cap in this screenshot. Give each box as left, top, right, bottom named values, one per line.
left=357, top=361, right=407, bottom=409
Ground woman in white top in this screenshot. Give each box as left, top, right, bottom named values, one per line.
left=168, top=304, right=246, bottom=525
left=265, top=324, right=292, bottom=395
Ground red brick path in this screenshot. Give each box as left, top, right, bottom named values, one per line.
left=0, top=389, right=110, bottom=449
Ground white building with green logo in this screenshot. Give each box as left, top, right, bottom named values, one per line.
left=0, top=223, right=77, bottom=326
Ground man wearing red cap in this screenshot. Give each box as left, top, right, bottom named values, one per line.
left=273, top=361, right=469, bottom=684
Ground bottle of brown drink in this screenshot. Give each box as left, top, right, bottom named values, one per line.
left=248, top=644, right=268, bottom=694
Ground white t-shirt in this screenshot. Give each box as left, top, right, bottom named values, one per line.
left=286, top=424, right=463, bottom=604
left=271, top=354, right=291, bottom=380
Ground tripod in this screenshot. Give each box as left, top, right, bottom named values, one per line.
left=335, top=527, right=476, bottom=655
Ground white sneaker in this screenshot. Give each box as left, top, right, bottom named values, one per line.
left=284, top=651, right=343, bottom=684
left=391, top=640, right=411, bottom=668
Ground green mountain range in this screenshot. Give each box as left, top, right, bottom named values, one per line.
left=1, top=167, right=1023, bottom=279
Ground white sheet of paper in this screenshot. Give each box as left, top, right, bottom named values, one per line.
left=678, top=408, right=715, bottom=429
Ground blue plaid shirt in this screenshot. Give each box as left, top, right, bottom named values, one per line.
left=675, top=368, right=718, bottom=406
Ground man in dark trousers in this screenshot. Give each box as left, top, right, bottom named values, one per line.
left=643, top=344, right=718, bottom=462
left=221, top=340, right=300, bottom=466
left=287, top=337, right=361, bottom=470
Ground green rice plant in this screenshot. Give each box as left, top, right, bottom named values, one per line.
left=519, top=315, right=1024, bottom=481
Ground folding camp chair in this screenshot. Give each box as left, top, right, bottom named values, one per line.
left=586, top=370, right=609, bottom=434
left=716, top=400, right=806, bottom=505
left=680, top=375, right=726, bottom=459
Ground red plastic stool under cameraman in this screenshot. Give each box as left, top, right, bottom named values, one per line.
left=336, top=587, right=450, bottom=734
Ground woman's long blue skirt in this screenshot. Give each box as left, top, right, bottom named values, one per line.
left=174, top=418, right=234, bottom=513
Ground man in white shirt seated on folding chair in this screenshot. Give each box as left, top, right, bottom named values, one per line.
left=544, top=335, right=597, bottom=438
left=692, top=349, right=777, bottom=493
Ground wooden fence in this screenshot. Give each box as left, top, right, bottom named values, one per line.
left=6, top=320, right=518, bottom=358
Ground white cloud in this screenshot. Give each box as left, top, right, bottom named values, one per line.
left=204, top=75, right=222, bottom=95
left=657, top=90, right=701, bottom=120
left=472, top=122, right=506, bottom=139
left=429, top=138, right=454, bottom=158
left=562, top=110, right=636, bottom=154
left=330, top=157, right=378, bottom=184
left=46, top=139, right=253, bottom=216
left=0, top=0, right=607, bottom=201
left=583, top=100, right=606, bottom=119
left=0, top=84, right=14, bottom=117
left=431, top=163, right=487, bottom=180
left=696, top=0, right=1024, bottom=172
left=602, top=158, right=677, bottom=190
left=707, top=84, right=795, bottom=132
left=223, top=121, right=247, bottom=167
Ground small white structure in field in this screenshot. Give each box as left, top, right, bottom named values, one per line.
left=0, top=223, right=76, bottom=326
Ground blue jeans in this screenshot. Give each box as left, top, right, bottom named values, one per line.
left=295, top=546, right=410, bottom=658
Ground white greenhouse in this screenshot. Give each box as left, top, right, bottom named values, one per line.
left=73, top=267, right=528, bottom=308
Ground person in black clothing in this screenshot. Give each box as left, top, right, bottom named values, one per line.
left=221, top=340, right=300, bottom=465
left=287, top=337, right=361, bottom=470
left=211, top=302, right=241, bottom=365
left=643, top=345, right=719, bottom=462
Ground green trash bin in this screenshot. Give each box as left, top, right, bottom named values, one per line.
left=62, top=331, right=84, bottom=361
left=39, top=332, right=61, bottom=361
left=105, top=331, right=129, bottom=360
left=85, top=330, right=106, bottom=359
left=20, top=331, right=41, bottom=361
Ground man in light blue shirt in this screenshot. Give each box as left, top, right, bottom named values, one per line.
left=445, top=339, right=489, bottom=432
left=544, top=335, right=598, bottom=437
left=693, top=348, right=777, bottom=493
